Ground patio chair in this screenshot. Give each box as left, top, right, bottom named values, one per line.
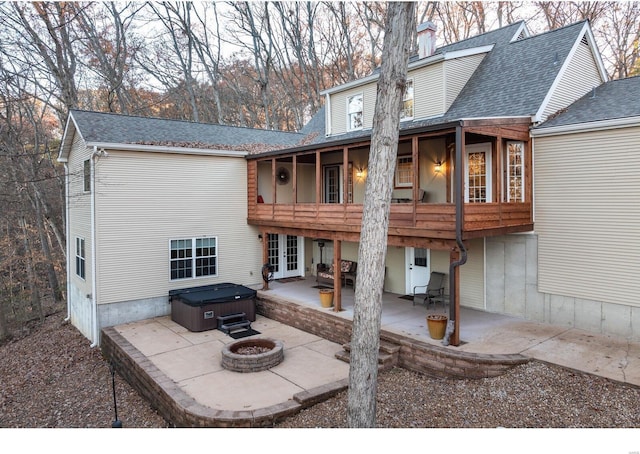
left=412, top=271, right=446, bottom=307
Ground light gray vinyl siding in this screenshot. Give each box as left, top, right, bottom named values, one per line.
left=534, top=126, right=640, bottom=307
left=329, top=84, right=377, bottom=135
left=412, top=62, right=445, bottom=119
left=328, top=61, right=447, bottom=136
left=67, top=131, right=93, bottom=297
left=94, top=150, right=262, bottom=305
left=541, top=40, right=603, bottom=121
left=460, top=238, right=485, bottom=310
left=444, top=53, right=486, bottom=111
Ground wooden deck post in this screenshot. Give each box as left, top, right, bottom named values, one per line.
left=261, top=230, right=270, bottom=290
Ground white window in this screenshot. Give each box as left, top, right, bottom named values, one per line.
left=465, top=143, right=492, bottom=203
left=400, top=79, right=414, bottom=120
left=83, top=159, right=91, bottom=192
left=506, top=141, right=524, bottom=202
left=170, top=237, right=217, bottom=280
left=347, top=93, right=363, bottom=131
left=75, top=237, right=85, bottom=280
left=395, top=155, right=413, bottom=187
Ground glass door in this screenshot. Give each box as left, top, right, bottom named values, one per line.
left=465, top=143, right=492, bottom=203
left=267, top=234, right=302, bottom=279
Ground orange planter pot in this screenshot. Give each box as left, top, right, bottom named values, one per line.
left=427, top=314, right=448, bottom=340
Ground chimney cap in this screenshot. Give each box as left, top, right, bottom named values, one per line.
left=417, top=21, right=437, bottom=33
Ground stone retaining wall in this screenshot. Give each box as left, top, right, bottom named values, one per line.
left=256, top=292, right=529, bottom=379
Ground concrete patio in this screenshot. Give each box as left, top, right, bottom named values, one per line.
left=102, top=277, right=640, bottom=427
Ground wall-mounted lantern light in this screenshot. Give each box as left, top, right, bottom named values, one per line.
left=434, top=160, right=443, bottom=174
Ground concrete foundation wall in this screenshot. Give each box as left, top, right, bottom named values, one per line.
left=486, top=233, right=640, bottom=340
left=97, top=296, right=170, bottom=343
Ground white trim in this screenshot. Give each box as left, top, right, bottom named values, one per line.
left=346, top=92, right=364, bottom=132
left=325, top=93, right=332, bottom=136
left=319, top=45, right=494, bottom=96
left=509, top=21, right=530, bottom=42
left=465, top=142, right=492, bottom=203
left=400, top=78, right=415, bottom=121
left=84, top=142, right=248, bottom=158
left=57, top=113, right=83, bottom=163
left=532, top=116, right=640, bottom=137
left=440, top=45, right=494, bottom=61
left=75, top=236, right=86, bottom=281
left=534, top=22, right=608, bottom=123
left=169, top=236, right=219, bottom=281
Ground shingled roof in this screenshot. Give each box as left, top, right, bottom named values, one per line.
left=298, top=20, right=597, bottom=151
left=444, top=21, right=591, bottom=120
left=59, top=109, right=305, bottom=161
left=534, top=75, right=640, bottom=129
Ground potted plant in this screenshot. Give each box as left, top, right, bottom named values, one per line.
left=426, top=314, right=447, bottom=339
left=319, top=288, right=334, bottom=308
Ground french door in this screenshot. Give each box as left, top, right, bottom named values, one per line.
left=465, top=143, right=492, bottom=203
left=267, top=234, right=302, bottom=279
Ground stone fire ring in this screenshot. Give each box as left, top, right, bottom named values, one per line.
left=221, top=338, right=284, bottom=373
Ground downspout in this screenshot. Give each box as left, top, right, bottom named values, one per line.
left=64, top=163, right=71, bottom=322
left=443, top=124, right=468, bottom=346
left=90, top=147, right=99, bottom=347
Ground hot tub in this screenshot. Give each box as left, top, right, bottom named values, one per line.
left=169, top=283, right=257, bottom=332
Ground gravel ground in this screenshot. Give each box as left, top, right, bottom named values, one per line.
left=2, top=311, right=640, bottom=430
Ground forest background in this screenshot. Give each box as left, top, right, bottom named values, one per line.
left=1, top=1, right=638, bottom=341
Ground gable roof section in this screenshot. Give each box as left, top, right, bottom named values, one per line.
left=58, top=110, right=304, bottom=162
left=532, top=76, right=640, bottom=136
left=444, top=21, right=597, bottom=121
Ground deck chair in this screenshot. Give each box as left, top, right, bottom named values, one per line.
left=412, top=271, right=446, bottom=307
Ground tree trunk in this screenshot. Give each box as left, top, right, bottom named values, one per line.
left=346, top=1, right=415, bottom=428
left=19, top=217, right=44, bottom=324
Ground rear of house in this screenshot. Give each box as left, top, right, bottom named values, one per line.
left=531, top=76, right=640, bottom=339
left=58, top=110, right=302, bottom=345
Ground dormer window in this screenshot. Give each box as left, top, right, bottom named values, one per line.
left=347, top=94, right=363, bottom=131
left=401, top=79, right=414, bottom=120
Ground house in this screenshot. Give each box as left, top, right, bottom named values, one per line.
left=246, top=20, right=610, bottom=345
left=60, top=20, right=640, bottom=347
left=530, top=75, right=640, bottom=338
left=57, top=110, right=303, bottom=345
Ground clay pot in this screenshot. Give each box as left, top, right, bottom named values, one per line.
left=427, top=314, right=448, bottom=340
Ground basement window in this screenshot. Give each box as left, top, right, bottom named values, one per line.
left=75, top=237, right=85, bottom=280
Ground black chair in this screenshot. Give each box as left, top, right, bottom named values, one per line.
left=412, top=272, right=446, bottom=307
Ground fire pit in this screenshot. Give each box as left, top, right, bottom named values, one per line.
left=221, top=338, right=284, bottom=373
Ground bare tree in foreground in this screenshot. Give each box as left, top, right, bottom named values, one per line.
left=347, top=1, right=415, bottom=428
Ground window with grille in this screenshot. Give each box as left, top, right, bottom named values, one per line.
left=395, top=155, right=413, bottom=187
left=506, top=141, right=524, bottom=202
left=75, top=237, right=85, bottom=280
left=83, top=159, right=91, bottom=192
left=347, top=94, right=363, bottom=131
left=170, top=237, right=217, bottom=280
left=400, top=79, right=414, bottom=120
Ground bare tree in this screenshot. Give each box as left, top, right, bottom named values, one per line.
left=347, top=1, right=415, bottom=428
left=72, top=2, right=144, bottom=114
left=598, top=1, right=640, bottom=79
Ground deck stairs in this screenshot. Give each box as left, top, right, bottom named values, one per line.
left=217, top=312, right=251, bottom=335
left=335, top=340, right=400, bottom=371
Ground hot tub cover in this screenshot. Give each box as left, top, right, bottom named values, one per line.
left=169, top=283, right=257, bottom=307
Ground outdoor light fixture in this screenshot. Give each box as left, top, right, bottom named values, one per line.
left=434, top=161, right=443, bottom=174
left=355, top=167, right=366, bottom=180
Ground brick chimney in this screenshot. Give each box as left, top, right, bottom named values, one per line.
left=417, top=21, right=437, bottom=59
